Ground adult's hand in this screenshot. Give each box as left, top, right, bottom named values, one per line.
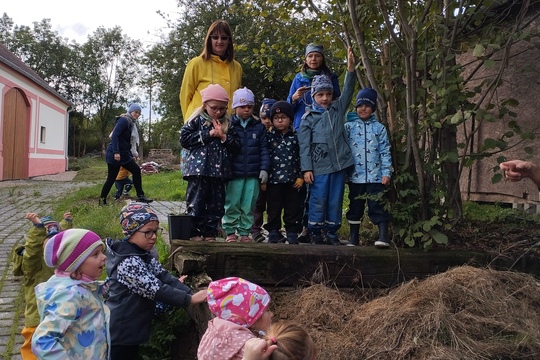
left=114, top=153, right=121, bottom=161
left=500, top=160, right=540, bottom=187
left=291, top=86, right=310, bottom=103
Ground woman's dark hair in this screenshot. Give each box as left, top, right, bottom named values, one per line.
left=200, top=20, right=235, bottom=62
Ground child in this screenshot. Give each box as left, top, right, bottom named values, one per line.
left=344, top=88, right=392, bottom=248
left=198, top=277, right=273, bottom=360
left=223, top=87, right=270, bottom=243
left=32, top=228, right=109, bottom=359
left=242, top=322, right=317, bottom=360
left=251, top=98, right=276, bottom=243
left=20, top=213, right=72, bottom=360
left=287, top=43, right=342, bottom=131
left=105, top=202, right=207, bottom=360
left=298, top=47, right=356, bottom=246
left=180, top=84, right=241, bottom=241
left=114, top=166, right=133, bottom=200
left=264, top=101, right=304, bottom=244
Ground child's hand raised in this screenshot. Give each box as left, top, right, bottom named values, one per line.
left=347, top=47, right=355, bottom=72
left=242, top=338, right=277, bottom=360
left=25, top=213, right=40, bottom=224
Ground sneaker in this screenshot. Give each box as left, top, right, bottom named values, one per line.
left=239, top=235, right=252, bottom=243
left=122, top=191, right=130, bottom=196
left=374, top=240, right=390, bottom=249
left=312, top=234, right=326, bottom=245
left=226, top=234, right=237, bottom=243
left=297, top=228, right=311, bottom=243
left=252, top=233, right=266, bottom=243
left=346, top=242, right=357, bottom=247
left=113, top=196, right=120, bottom=201
left=137, top=195, right=153, bottom=203
left=327, top=236, right=344, bottom=246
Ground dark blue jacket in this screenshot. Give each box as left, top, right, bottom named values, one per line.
left=230, top=115, right=270, bottom=178
left=267, top=127, right=301, bottom=184
left=106, top=116, right=133, bottom=165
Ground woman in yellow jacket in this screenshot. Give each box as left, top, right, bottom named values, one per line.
left=180, top=20, right=243, bottom=120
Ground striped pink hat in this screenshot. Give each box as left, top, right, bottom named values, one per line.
left=44, top=229, right=103, bottom=272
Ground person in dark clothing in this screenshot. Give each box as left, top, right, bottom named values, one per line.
left=105, top=202, right=207, bottom=360
left=99, top=103, right=152, bottom=205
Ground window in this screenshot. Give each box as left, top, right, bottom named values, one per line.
left=40, top=126, right=46, bottom=143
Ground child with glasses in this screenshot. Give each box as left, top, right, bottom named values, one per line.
left=264, top=101, right=304, bottom=244
left=181, top=84, right=241, bottom=241
left=222, top=88, right=270, bottom=243
left=105, top=202, right=208, bottom=360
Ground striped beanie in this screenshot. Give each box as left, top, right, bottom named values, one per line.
left=207, top=277, right=270, bottom=327
left=44, top=229, right=103, bottom=272
left=40, top=216, right=60, bottom=238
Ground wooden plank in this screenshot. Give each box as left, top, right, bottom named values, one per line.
left=171, top=241, right=538, bottom=288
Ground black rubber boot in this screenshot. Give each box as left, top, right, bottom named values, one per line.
left=347, top=224, right=360, bottom=246
left=374, top=222, right=390, bottom=248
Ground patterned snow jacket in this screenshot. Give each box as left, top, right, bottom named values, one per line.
left=197, top=317, right=255, bottom=360
left=344, top=112, right=392, bottom=183
left=180, top=114, right=241, bottom=180
left=267, top=127, right=302, bottom=184
left=105, top=238, right=193, bottom=346
left=32, top=275, right=110, bottom=360
left=229, top=115, right=270, bottom=178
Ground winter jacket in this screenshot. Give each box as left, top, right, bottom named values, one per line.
left=180, top=115, right=241, bottom=180
left=105, top=238, right=194, bottom=346
left=287, top=71, right=341, bottom=131
left=106, top=116, right=134, bottom=165
left=229, top=115, right=270, bottom=178
left=344, top=112, right=392, bottom=183
left=298, top=71, right=356, bottom=176
left=267, top=127, right=302, bottom=184
left=197, top=318, right=255, bottom=360
left=180, top=55, right=243, bottom=119
left=22, top=219, right=72, bottom=327
left=32, top=275, right=110, bottom=360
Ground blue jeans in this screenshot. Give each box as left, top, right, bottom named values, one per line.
left=114, top=178, right=133, bottom=198
left=307, top=170, right=346, bottom=236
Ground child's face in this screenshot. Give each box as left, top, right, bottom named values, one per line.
left=78, top=244, right=106, bottom=281
left=235, top=105, right=254, bottom=120
left=251, top=309, right=273, bottom=333
left=260, top=116, right=272, bottom=129
left=272, top=114, right=291, bottom=133
left=356, top=104, right=374, bottom=120
left=129, top=220, right=161, bottom=251
left=305, top=52, right=323, bottom=70
left=313, top=90, right=333, bottom=108
left=204, top=101, right=228, bottom=120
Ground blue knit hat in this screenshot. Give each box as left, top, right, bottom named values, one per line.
left=355, top=88, right=378, bottom=111
left=232, top=87, right=255, bottom=109
left=311, top=75, right=333, bottom=97
left=305, top=43, right=324, bottom=57
left=259, top=98, right=276, bottom=118
left=127, top=103, right=142, bottom=114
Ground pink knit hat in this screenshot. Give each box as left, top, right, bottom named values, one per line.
left=44, top=229, right=103, bottom=272
left=201, top=84, right=230, bottom=104
left=207, top=277, right=271, bottom=327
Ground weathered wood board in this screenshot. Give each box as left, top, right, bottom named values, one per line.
left=170, top=240, right=540, bottom=288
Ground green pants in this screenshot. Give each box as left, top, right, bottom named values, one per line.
left=223, top=177, right=260, bottom=235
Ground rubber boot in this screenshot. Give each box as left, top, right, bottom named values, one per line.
left=347, top=224, right=360, bottom=246
left=268, top=230, right=280, bottom=244
left=286, top=232, right=299, bottom=245
left=374, top=222, right=390, bottom=248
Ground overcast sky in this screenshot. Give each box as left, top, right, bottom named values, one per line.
left=3, top=0, right=180, bottom=45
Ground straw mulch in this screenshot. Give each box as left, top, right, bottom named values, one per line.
left=272, top=266, right=540, bottom=359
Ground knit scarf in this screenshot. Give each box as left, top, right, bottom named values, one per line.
left=301, top=69, right=321, bottom=80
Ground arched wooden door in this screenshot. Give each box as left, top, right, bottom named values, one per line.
left=2, top=88, right=29, bottom=180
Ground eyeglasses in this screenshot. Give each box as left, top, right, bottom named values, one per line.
left=206, top=104, right=228, bottom=112
left=137, top=228, right=163, bottom=239
left=273, top=115, right=289, bottom=121
left=210, top=35, right=229, bottom=41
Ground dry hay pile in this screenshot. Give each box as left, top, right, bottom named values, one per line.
left=273, top=266, right=540, bottom=359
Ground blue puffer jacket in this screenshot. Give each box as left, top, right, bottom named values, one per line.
left=287, top=72, right=341, bottom=131
left=229, top=115, right=270, bottom=178
left=267, top=127, right=301, bottom=184
left=298, top=71, right=356, bottom=176
left=344, top=112, right=392, bottom=183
